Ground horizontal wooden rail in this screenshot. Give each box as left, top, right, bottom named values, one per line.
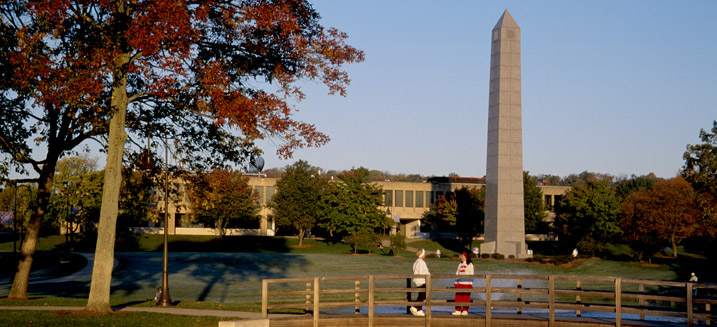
left=262, top=274, right=716, bottom=327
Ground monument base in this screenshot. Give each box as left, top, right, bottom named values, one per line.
left=480, top=241, right=532, bottom=259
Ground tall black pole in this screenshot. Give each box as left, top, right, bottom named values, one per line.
left=13, top=184, right=17, bottom=254
left=157, top=135, right=172, bottom=306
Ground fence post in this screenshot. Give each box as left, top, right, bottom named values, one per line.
left=425, top=275, right=431, bottom=327
left=549, top=275, right=555, bottom=327
left=305, top=281, right=312, bottom=314
left=407, top=278, right=412, bottom=314
left=576, top=280, right=582, bottom=317
left=355, top=279, right=361, bottom=314
left=638, top=283, right=645, bottom=320
left=369, top=275, right=375, bottom=327
left=262, top=279, right=268, bottom=319
left=486, top=274, right=492, bottom=327
left=517, top=278, right=522, bottom=315
left=706, top=302, right=711, bottom=326
left=615, top=278, right=622, bottom=327
left=313, top=277, right=320, bottom=327
left=687, top=283, right=694, bottom=327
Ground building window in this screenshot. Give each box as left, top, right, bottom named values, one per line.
left=553, top=195, right=563, bottom=212
left=395, top=190, right=403, bottom=207
left=254, top=186, right=264, bottom=204
left=416, top=191, right=424, bottom=208
left=405, top=190, right=414, bottom=207
left=435, top=191, right=445, bottom=203
left=266, top=186, right=275, bottom=202
left=384, top=190, right=393, bottom=207
left=428, top=191, right=434, bottom=206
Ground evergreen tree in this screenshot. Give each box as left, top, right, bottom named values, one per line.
left=268, top=161, right=327, bottom=246
left=554, top=179, right=621, bottom=256
left=319, top=168, right=388, bottom=253
left=523, top=172, right=547, bottom=233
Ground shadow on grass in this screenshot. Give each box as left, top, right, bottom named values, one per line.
left=163, top=236, right=292, bottom=253
left=104, top=252, right=311, bottom=302
left=657, top=254, right=717, bottom=283
left=0, top=252, right=87, bottom=281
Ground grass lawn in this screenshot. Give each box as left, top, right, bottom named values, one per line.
left=1, top=251, right=679, bottom=305
left=0, top=234, right=356, bottom=254
left=1, top=233, right=713, bottom=325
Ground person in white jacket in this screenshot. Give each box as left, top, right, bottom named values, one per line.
left=452, top=252, right=474, bottom=315
left=410, top=248, right=430, bottom=316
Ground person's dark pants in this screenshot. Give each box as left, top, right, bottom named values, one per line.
left=413, top=284, right=426, bottom=311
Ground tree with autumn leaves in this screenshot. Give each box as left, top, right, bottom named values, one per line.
left=187, top=169, right=260, bottom=237
left=620, top=177, right=701, bottom=260
left=0, top=0, right=363, bottom=312
left=422, top=186, right=484, bottom=248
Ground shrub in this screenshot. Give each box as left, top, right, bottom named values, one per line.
left=481, top=253, right=491, bottom=259
left=508, top=255, right=515, bottom=259
left=552, top=255, right=574, bottom=266
left=491, top=253, right=504, bottom=260
left=388, top=234, right=406, bottom=256
left=343, top=231, right=379, bottom=254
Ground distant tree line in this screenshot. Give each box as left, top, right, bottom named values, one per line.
left=554, top=121, right=717, bottom=261
left=4, top=121, right=715, bottom=264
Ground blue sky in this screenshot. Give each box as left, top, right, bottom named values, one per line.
left=256, top=0, right=717, bottom=179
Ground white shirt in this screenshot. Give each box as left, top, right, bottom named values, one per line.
left=412, top=258, right=430, bottom=286
left=455, top=262, right=474, bottom=285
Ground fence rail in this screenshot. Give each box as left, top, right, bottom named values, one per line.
left=262, top=274, right=716, bottom=327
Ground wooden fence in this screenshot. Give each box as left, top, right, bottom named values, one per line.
left=262, top=274, right=716, bottom=327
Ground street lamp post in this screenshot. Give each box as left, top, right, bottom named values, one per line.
left=142, top=122, right=173, bottom=307
left=157, top=136, right=173, bottom=307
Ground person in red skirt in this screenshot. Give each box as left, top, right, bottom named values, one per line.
left=452, top=252, right=474, bottom=315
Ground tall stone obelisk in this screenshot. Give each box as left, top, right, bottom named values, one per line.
left=480, top=10, right=530, bottom=258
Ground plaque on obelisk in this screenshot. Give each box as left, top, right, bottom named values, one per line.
left=480, top=10, right=530, bottom=258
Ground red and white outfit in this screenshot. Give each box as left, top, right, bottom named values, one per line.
left=454, top=261, right=474, bottom=313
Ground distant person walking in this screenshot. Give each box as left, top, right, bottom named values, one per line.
left=690, top=272, right=698, bottom=296
left=154, top=287, right=162, bottom=303
left=410, top=248, right=430, bottom=316
left=452, top=252, right=474, bottom=315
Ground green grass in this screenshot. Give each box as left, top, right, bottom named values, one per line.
left=0, top=234, right=359, bottom=254
left=0, top=235, right=69, bottom=252
left=1, top=235, right=712, bottom=310
left=0, top=233, right=711, bottom=327
left=406, top=239, right=483, bottom=257
left=0, top=310, right=229, bottom=327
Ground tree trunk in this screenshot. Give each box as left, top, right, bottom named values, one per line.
left=218, top=216, right=225, bottom=237
left=671, top=234, right=678, bottom=258
left=298, top=229, right=304, bottom=246
left=8, top=158, right=56, bottom=299
left=85, top=53, right=130, bottom=313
